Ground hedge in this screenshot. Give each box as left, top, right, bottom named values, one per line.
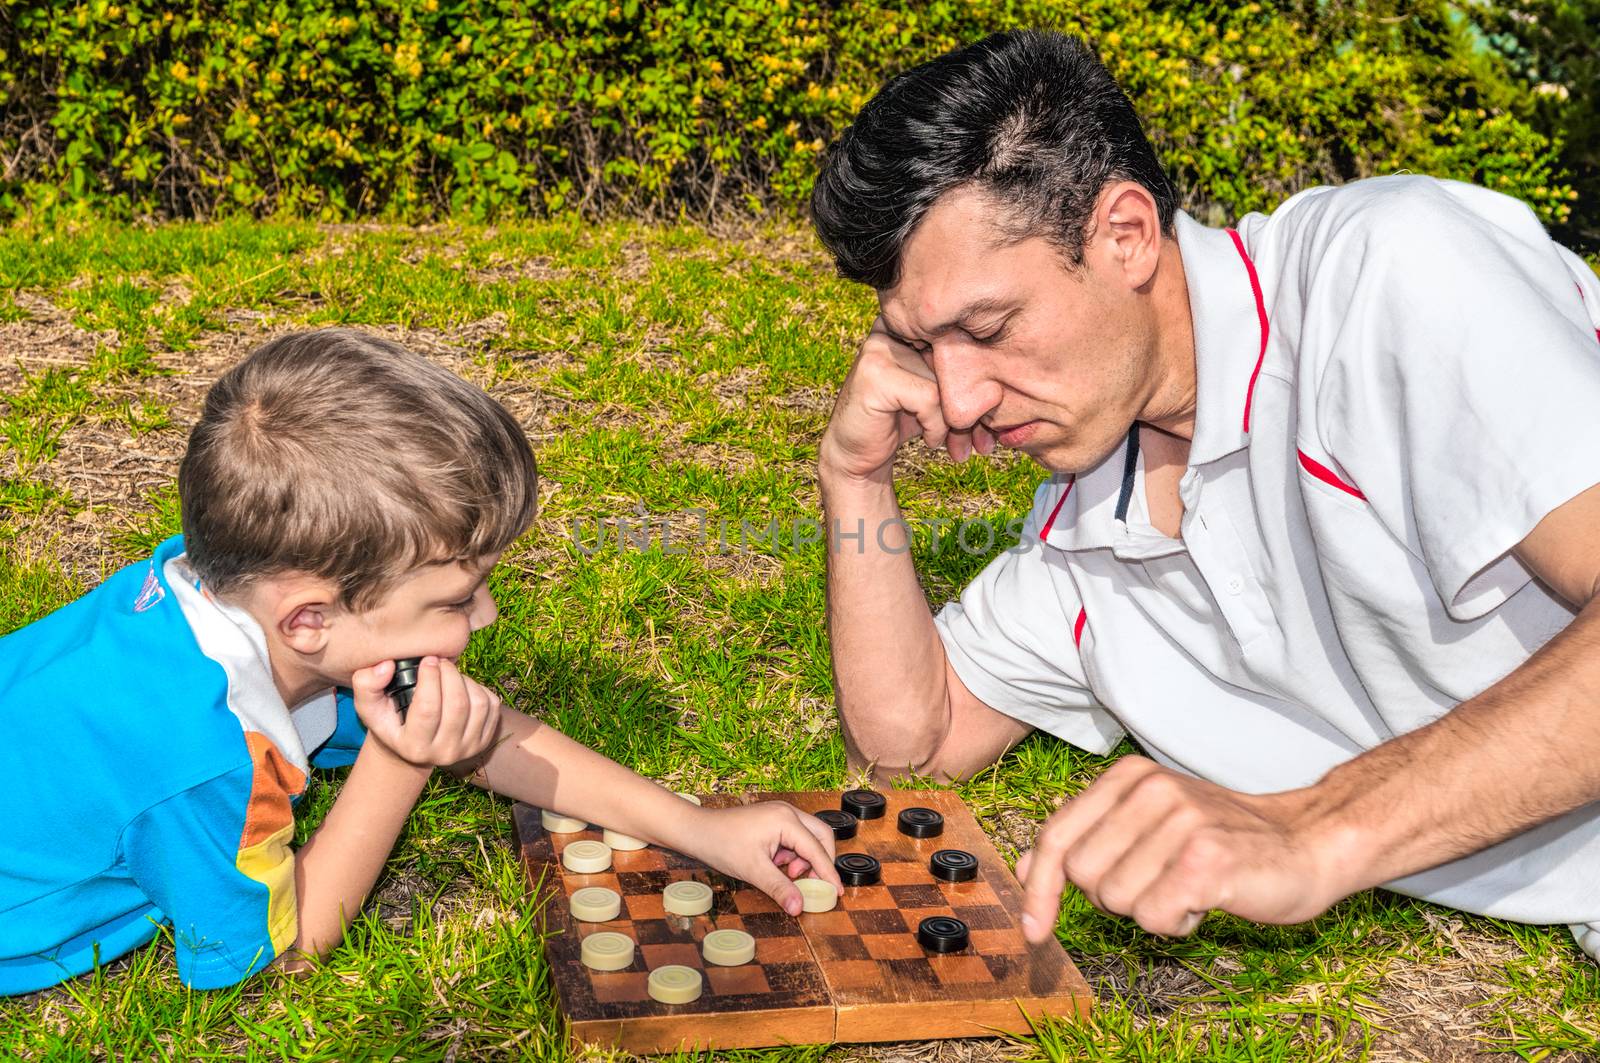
left=0, top=0, right=1577, bottom=228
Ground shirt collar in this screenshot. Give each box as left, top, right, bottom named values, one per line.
left=162, top=548, right=338, bottom=777
left=1180, top=210, right=1271, bottom=468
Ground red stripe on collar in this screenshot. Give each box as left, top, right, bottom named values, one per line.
left=1038, top=476, right=1076, bottom=540
left=1226, top=228, right=1270, bottom=432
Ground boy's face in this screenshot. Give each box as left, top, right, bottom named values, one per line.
left=259, top=553, right=503, bottom=694
left=335, top=554, right=502, bottom=675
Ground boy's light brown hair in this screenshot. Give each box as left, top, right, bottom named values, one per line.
left=178, top=328, right=538, bottom=609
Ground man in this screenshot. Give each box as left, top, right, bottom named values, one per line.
left=809, top=29, right=1600, bottom=957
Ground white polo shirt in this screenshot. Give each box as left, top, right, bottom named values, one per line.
left=935, top=175, right=1600, bottom=926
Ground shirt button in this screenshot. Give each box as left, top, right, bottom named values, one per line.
left=1225, top=575, right=1244, bottom=595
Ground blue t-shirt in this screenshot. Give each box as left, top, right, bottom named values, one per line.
left=0, top=535, right=368, bottom=993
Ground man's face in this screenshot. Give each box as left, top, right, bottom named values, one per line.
left=878, top=185, right=1159, bottom=474
left=316, top=554, right=501, bottom=683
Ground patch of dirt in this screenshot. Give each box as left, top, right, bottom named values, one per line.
left=1365, top=914, right=1597, bottom=1063
left=838, top=1037, right=1034, bottom=1063
left=0, top=292, right=114, bottom=392
left=468, top=253, right=572, bottom=285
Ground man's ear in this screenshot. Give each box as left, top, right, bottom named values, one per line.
left=1093, top=181, right=1163, bottom=291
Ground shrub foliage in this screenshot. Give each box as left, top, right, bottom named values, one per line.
left=0, top=0, right=1578, bottom=228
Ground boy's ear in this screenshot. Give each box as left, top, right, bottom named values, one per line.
left=276, top=582, right=343, bottom=654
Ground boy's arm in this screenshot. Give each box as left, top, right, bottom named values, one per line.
left=450, top=708, right=703, bottom=853
left=279, top=656, right=500, bottom=972
left=451, top=706, right=843, bottom=911
left=276, top=738, right=431, bottom=971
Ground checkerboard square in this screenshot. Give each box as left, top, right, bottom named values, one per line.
left=952, top=904, right=1010, bottom=931
left=707, top=964, right=771, bottom=996
left=882, top=956, right=934, bottom=984
left=863, top=933, right=926, bottom=961
left=847, top=908, right=906, bottom=936
left=732, top=889, right=779, bottom=915
left=842, top=885, right=896, bottom=909
left=824, top=958, right=882, bottom=988
left=813, top=933, right=869, bottom=962
left=877, top=860, right=926, bottom=886
left=625, top=893, right=666, bottom=921
left=589, top=971, right=648, bottom=1003
left=763, top=960, right=822, bottom=994
left=663, top=848, right=702, bottom=870
left=563, top=872, right=621, bottom=895
left=632, top=919, right=679, bottom=946
left=941, top=879, right=1000, bottom=908
left=703, top=914, right=746, bottom=935
left=982, top=952, right=1027, bottom=981
left=930, top=953, right=993, bottom=985
left=741, top=911, right=797, bottom=937
left=887, top=884, right=946, bottom=910
left=754, top=933, right=812, bottom=965
left=641, top=942, right=701, bottom=969
left=801, top=910, right=856, bottom=936
left=968, top=928, right=1015, bottom=954
left=614, top=849, right=666, bottom=873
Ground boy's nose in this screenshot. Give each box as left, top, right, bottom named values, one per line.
left=469, top=592, right=499, bottom=632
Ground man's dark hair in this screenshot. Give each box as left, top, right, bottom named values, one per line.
left=810, top=30, right=1178, bottom=289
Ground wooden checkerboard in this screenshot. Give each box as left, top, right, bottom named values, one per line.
left=514, top=789, right=1092, bottom=1053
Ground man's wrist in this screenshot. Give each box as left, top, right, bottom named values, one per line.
left=1282, top=777, right=1382, bottom=902
left=817, top=437, right=894, bottom=496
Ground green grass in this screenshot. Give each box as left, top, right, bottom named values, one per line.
left=2, top=217, right=1597, bottom=1060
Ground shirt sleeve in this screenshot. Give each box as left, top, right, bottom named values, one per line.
left=1308, top=180, right=1600, bottom=621
left=308, top=688, right=368, bottom=770
left=120, top=755, right=298, bottom=989
left=933, top=479, right=1124, bottom=754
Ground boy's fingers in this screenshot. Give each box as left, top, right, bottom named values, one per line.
left=350, top=659, right=396, bottom=699
left=786, top=813, right=842, bottom=892
left=746, top=861, right=806, bottom=917
left=348, top=661, right=402, bottom=743
left=478, top=694, right=502, bottom=751
left=405, top=656, right=444, bottom=743
left=435, top=659, right=470, bottom=740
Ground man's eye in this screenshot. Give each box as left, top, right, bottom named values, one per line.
left=971, top=325, right=1006, bottom=344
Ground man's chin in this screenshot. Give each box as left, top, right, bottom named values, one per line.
left=1021, top=429, right=1126, bottom=477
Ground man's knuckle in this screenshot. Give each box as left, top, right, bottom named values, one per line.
left=1179, top=833, right=1224, bottom=875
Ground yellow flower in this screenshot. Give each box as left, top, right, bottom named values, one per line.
left=171, top=61, right=191, bottom=80
left=753, top=115, right=768, bottom=130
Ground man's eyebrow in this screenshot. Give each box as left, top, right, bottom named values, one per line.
left=884, top=297, right=1015, bottom=343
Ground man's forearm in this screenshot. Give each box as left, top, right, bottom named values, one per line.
left=285, top=739, right=432, bottom=966
left=820, top=465, right=953, bottom=776
left=1304, top=597, right=1600, bottom=896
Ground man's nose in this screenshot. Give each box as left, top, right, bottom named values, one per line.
left=929, top=346, right=1001, bottom=431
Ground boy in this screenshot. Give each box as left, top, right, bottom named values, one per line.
left=0, top=329, right=840, bottom=994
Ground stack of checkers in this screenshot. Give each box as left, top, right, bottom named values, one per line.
left=514, top=789, right=1091, bottom=1053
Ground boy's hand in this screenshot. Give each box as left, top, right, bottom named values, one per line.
left=686, top=803, right=843, bottom=916
left=352, top=656, right=500, bottom=768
